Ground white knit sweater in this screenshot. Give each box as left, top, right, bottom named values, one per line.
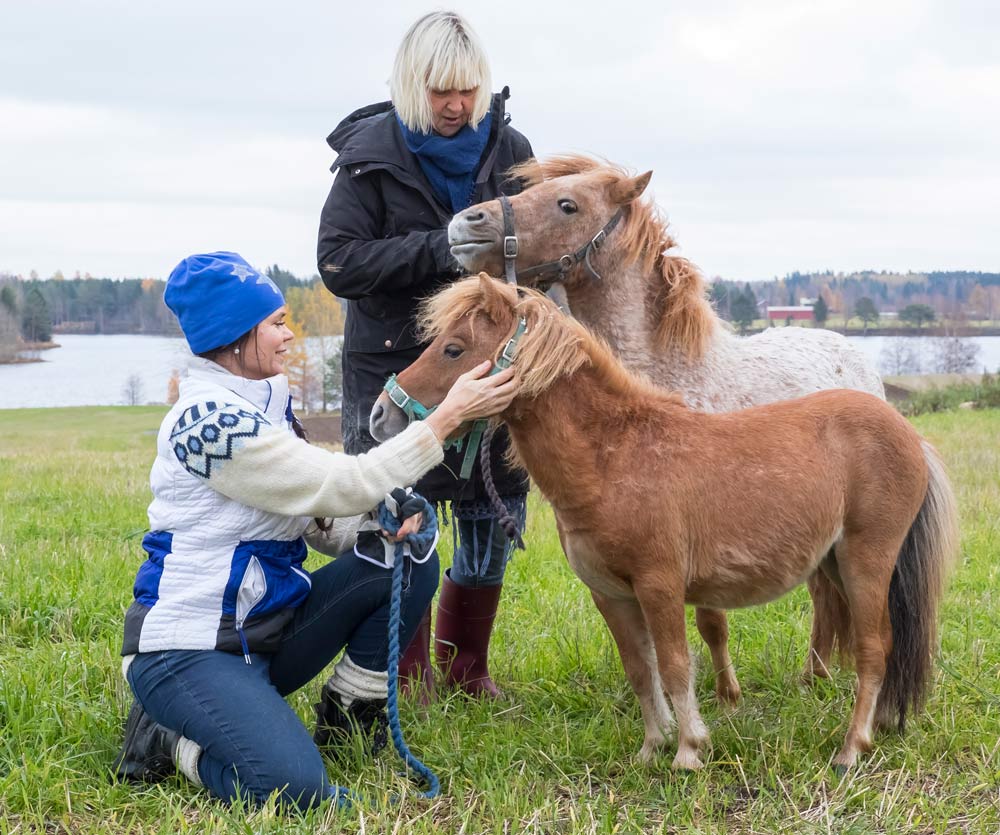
left=122, top=359, right=443, bottom=658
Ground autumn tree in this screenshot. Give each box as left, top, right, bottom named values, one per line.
left=967, top=285, right=991, bottom=322
left=166, top=370, right=181, bottom=405
left=285, top=283, right=345, bottom=412
left=283, top=310, right=311, bottom=411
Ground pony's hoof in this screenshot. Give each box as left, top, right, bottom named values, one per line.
left=831, top=763, right=849, bottom=778
left=715, top=682, right=742, bottom=706
left=800, top=667, right=831, bottom=687
left=637, top=737, right=668, bottom=764
left=671, top=749, right=704, bottom=771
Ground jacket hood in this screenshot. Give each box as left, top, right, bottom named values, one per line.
left=327, top=88, right=511, bottom=170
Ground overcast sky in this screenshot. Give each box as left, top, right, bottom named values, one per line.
left=2, top=0, right=997, bottom=282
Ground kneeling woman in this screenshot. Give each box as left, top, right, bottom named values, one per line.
left=114, top=252, right=516, bottom=810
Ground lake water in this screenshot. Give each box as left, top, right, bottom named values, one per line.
left=1, top=333, right=999, bottom=410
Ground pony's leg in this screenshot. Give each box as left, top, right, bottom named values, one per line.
left=694, top=608, right=741, bottom=704
left=802, top=552, right=852, bottom=684
left=590, top=591, right=674, bottom=763
left=634, top=586, right=709, bottom=770
left=831, top=541, right=893, bottom=771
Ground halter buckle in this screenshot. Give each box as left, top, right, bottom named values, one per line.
left=498, top=317, right=528, bottom=367
left=503, top=236, right=519, bottom=258
left=591, top=229, right=607, bottom=251
left=558, top=254, right=574, bottom=271
left=386, top=378, right=411, bottom=411
left=500, top=338, right=518, bottom=365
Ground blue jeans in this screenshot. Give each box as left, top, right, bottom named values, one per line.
left=126, top=549, right=438, bottom=811
left=449, top=495, right=527, bottom=588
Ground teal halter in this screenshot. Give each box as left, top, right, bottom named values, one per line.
left=383, top=317, right=528, bottom=479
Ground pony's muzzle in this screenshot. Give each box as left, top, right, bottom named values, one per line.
left=447, top=210, right=501, bottom=267
left=369, top=392, right=409, bottom=442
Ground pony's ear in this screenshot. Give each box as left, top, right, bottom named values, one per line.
left=476, top=272, right=509, bottom=323
left=476, top=272, right=495, bottom=297
left=610, top=170, right=653, bottom=205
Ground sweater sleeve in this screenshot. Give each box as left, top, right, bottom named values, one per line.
left=317, top=167, right=457, bottom=300
left=168, top=403, right=443, bottom=518
left=304, top=514, right=366, bottom=557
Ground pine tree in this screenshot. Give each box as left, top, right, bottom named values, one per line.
left=730, top=289, right=758, bottom=335
left=0, top=284, right=17, bottom=316
left=21, top=287, right=52, bottom=343
left=812, top=295, right=829, bottom=325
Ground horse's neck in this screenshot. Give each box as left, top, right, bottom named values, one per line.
left=506, top=374, right=611, bottom=513
left=565, top=253, right=732, bottom=408
left=566, top=258, right=663, bottom=376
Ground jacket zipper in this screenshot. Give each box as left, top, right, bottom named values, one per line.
left=235, top=555, right=267, bottom=664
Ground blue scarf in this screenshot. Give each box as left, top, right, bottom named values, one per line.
left=397, top=112, right=493, bottom=213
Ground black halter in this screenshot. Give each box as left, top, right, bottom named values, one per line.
left=497, top=193, right=623, bottom=288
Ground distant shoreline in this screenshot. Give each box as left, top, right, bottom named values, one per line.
left=743, top=325, right=1000, bottom=337
left=0, top=341, right=60, bottom=365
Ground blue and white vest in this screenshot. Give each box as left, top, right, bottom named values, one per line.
left=122, top=360, right=312, bottom=659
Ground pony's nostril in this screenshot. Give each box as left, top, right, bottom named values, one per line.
left=372, top=403, right=384, bottom=423
left=463, top=210, right=487, bottom=224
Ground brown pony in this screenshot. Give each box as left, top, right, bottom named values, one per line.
left=448, top=155, right=888, bottom=705
left=371, top=276, right=958, bottom=772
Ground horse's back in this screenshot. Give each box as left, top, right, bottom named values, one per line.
left=729, top=326, right=884, bottom=402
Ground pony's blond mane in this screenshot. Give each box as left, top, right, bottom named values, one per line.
left=508, top=155, right=718, bottom=360
left=418, top=276, right=672, bottom=403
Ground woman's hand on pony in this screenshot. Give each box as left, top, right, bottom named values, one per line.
left=425, top=361, right=518, bottom=443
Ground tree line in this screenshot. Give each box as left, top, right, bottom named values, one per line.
left=5, top=265, right=997, bottom=396
left=710, top=270, right=1000, bottom=332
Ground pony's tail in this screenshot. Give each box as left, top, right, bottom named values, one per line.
left=877, top=441, right=959, bottom=732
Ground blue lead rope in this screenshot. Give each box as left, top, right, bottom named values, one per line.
left=377, top=499, right=441, bottom=799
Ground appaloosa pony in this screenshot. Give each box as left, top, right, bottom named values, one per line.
left=447, top=155, right=887, bottom=703
left=371, top=276, right=957, bottom=772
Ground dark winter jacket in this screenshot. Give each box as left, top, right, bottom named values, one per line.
left=317, top=89, right=534, bottom=504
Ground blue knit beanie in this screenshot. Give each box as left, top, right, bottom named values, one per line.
left=165, top=252, right=285, bottom=354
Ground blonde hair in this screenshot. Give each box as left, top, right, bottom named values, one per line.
left=389, top=11, right=493, bottom=133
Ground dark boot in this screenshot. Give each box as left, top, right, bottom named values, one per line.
left=434, top=570, right=503, bottom=698
left=398, top=605, right=435, bottom=703
left=114, top=700, right=179, bottom=783
left=313, top=680, right=388, bottom=760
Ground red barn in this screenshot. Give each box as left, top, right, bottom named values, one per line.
left=766, top=306, right=814, bottom=322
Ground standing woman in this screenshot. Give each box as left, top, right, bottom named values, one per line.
left=316, top=11, right=534, bottom=706
left=113, top=252, right=517, bottom=810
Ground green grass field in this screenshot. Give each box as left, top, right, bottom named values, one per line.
left=0, top=406, right=997, bottom=834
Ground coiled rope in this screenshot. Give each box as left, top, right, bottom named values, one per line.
left=377, top=499, right=441, bottom=799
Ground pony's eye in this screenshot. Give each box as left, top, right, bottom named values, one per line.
left=558, top=199, right=578, bottom=214
left=444, top=344, right=464, bottom=359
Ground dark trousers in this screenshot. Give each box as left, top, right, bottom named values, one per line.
left=126, top=549, right=439, bottom=810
